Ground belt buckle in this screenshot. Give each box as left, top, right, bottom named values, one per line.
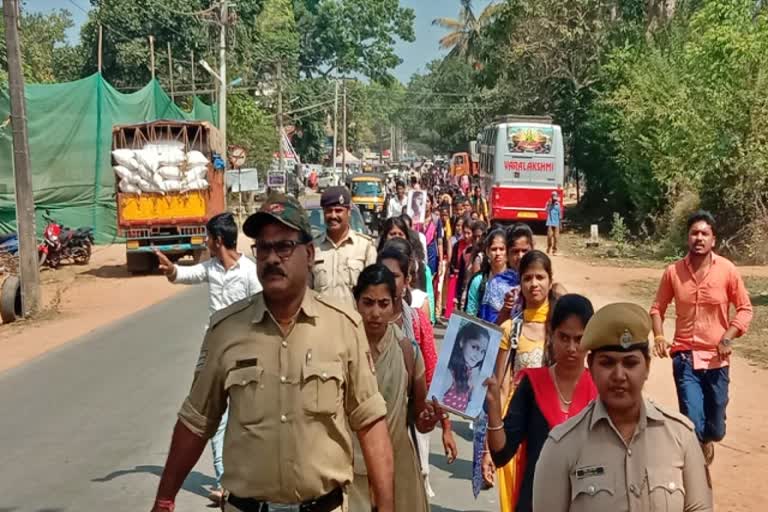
left=267, top=503, right=301, bottom=512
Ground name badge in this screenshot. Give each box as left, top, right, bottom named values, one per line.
left=575, top=466, right=605, bottom=479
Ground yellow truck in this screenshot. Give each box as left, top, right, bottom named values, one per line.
left=112, top=120, right=226, bottom=273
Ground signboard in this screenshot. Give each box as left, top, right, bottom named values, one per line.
left=267, top=171, right=287, bottom=189
left=229, top=145, right=247, bottom=168
left=507, top=126, right=554, bottom=155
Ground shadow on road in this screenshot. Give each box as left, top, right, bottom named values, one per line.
left=92, top=465, right=216, bottom=498
left=430, top=454, right=473, bottom=482
left=431, top=506, right=486, bottom=512
left=81, top=264, right=133, bottom=279
left=451, top=420, right=475, bottom=443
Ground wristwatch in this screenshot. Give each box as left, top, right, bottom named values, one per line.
left=720, top=338, right=733, bottom=347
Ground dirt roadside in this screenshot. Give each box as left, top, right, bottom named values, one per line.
left=553, top=252, right=768, bottom=511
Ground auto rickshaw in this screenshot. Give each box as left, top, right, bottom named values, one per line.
left=350, top=173, right=386, bottom=234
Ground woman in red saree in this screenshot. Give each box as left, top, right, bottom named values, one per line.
left=484, top=294, right=598, bottom=512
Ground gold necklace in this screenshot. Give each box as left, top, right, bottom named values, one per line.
left=550, top=365, right=573, bottom=406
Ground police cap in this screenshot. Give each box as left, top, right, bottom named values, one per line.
left=580, top=302, right=652, bottom=353
left=321, top=186, right=351, bottom=209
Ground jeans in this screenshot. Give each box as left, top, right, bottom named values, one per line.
left=211, top=407, right=228, bottom=488
left=672, top=351, right=729, bottom=443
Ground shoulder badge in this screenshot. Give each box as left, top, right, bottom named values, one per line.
left=314, top=292, right=362, bottom=326
left=208, top=296, right=255, bottom=331
left=548, top=402, right=595, bottom=442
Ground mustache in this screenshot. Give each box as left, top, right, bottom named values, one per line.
left=263, top=265, right=287, bottom=277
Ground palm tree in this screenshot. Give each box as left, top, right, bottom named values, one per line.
left=432, top=0, right=503, bottom=62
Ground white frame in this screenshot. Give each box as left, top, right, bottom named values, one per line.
left=406, top=190, right=426, bottom=224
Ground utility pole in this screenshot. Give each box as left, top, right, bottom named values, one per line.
left=332, top=80, right=339, bottom=172
left=191, top=50, right=196, bottom=96
left=219, top=0, right=228, bottom=151
left=98, top=25, right=103, bottom=73
left=3, top=0, right=41, bottom=316
left=149, top=35, right=156, bottom=80
left=341, top=80, right=347, bottom=182
left=277, top=61, right=284, bottom=172
left=167, top=42, right=175, bottom=101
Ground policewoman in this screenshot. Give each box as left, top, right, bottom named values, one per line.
left=150, top=193, right=394, bottom=512
left=533, top=303, right=712, bottom=512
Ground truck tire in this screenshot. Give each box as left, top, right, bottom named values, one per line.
left=1, top=275, right=22, bottom=324
left=126, top=252, right=153, bottom=275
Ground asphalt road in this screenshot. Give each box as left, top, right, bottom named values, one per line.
left=0, top=286, right=498, bottom=512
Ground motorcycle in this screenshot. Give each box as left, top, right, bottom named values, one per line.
left=38, top=211, right=94, bottom=269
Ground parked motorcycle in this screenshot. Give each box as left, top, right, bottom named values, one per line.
left=38, top=211, right=94, bottom=269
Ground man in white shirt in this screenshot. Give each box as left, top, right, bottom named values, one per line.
left=386, top=180, right=408, bottom=219
left=154, top=212, right=261, bottom=505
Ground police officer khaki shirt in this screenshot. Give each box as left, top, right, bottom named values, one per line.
left=533, top=398, right=713, bottom=512
left=313, top=228, right=377, bottom=305
left=178, top=290, right=387, bottom=503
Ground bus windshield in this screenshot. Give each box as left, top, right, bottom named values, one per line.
left=507, top=126, right=554, bottom=155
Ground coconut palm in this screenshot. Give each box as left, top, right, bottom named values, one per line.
left=432, top=0, right=503, bottom=62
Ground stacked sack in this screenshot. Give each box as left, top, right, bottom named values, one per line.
left=113, top=143, right=211, bottom=195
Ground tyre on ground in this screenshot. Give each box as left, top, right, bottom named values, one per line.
left=0, top=275, right=22, bottom=324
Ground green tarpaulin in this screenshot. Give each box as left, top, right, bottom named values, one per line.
left=0, top=73, right=218, bottom=243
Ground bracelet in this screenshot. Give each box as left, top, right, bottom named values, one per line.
left=487, top=423, right=504, bottom=431
left=154, top=499, right=175, bottom=511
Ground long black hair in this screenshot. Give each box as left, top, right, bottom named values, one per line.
left=464, top=228, right=506, bottom=311
left=377, top=242, right=413, bottom=305
left=518, top=250, right=554, bottom=310
left=377, top=216, right=411, bottom=253
left=549, top=294, right=594, bottom=332
left=353, top=264, right=397, bottom=301
left=448, top=322, right=491, bottom=394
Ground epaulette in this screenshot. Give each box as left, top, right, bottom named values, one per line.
left=649, top=400, right=695, bottom=431
left=354, top=230, right=374, bottom=242
left=548, top=401, right=595, bottom=442
left=209, top=296, right=255, bottom=331
left=314, top=292, right=362, bottom=326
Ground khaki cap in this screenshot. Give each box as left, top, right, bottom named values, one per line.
left=243, top=192, right=312, bottom=240
left=580, top=302, right=652, bottom=352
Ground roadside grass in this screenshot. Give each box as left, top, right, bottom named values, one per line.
left=558, top=232, right=673, bottom=269
left=624, top=276, right=768, bottom=368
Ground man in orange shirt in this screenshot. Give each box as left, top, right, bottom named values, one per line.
left=650, top=210, right=753, bottom=466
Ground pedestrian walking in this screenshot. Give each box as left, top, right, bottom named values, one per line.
left=350, top=264, right=452, bottom=512
left=153, top=212, right=261, bottom=506
left=312, top=186, right=377, bottom=306
left=465, top=228, right=507, bottom=316
left=650, top=210, right=752, bottom=466
left=485, top=294, right=597, bottom=512
left=149, top=193, right=394, bottom=512
left=533, top=303, right=713, bottom=512
left=545, top=191, right=561, bottom=255
left=386, top=180, right=408, bottom=219
left=471, top=185, right=489, bottom=223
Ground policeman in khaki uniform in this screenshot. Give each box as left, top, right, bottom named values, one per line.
left=150, top=193, right=394, bottom=512
left=533, top=303, right=712, bottom=512
left=313, top=186, right=377, bottom=306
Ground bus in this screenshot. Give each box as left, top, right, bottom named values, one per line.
left=478, top=115, right=565, bottom=223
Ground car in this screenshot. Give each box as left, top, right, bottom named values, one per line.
left=302, top=198, right=369, bottom=237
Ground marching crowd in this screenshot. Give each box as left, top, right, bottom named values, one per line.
left=148, top=174, right=751, bottom=512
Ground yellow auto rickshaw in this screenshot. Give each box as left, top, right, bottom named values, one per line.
left=350, top=173, right=386, bottom=233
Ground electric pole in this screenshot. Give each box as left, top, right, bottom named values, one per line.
left=332, top=80, right=339, bottom=172
left=149, top=35, right=156, bottom=80
left=167, top=42, right=175, bottom=101
left=219, top=0, right=228, bottom=151
left=277, top=61, right=284, bottom=172
left=342, top=80, right=347, bottom=183
left=3, top=0, right=41, bottom=316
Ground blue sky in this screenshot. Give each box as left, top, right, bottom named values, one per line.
left=24, top=0, right=492, bottom=83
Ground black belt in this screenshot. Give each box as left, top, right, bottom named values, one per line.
left=228, top=487, right=343, bottom=512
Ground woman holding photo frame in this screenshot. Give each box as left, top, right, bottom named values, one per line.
left=350, top=264, right=450, bottom=512
left=485, top=294, right=598, bottom=512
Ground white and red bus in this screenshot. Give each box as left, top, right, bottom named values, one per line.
left=478, top=115, right=565, bottom=223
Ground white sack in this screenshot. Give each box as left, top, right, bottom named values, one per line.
left=184, top=165, right=208, bottom=182
left=183, top=178, right=209, bottom=191
left=119, top=181, right=141, bottom=194
left=186, top=150, right=209, bottom=166
left=113, top=165, right=134, bottom=181
left=159, top=148, right=185, bottom=166
left=159, top=180, right=183, bottom=192
left=135, top=149, right=160, bottom=173
left=112, top=149, right=137, bottom=169
left=158, top=166, right=182, bottom=179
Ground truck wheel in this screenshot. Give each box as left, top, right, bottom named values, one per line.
left=1, top=275, right=22, bottom=324
left=126, top=252, right=153, bottom=275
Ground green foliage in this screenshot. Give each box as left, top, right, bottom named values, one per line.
left=294, top=0, right=415, bottom=83
left=0, top=9, right=83, bottom=84
left=227, top=92, right=278, bottom=172
left=610, top=212, right=629, bottom=254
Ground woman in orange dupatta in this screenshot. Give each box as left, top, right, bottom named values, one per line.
left=484, top=294, right=598, bottom=512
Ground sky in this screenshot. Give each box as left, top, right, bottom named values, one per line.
left=24, top=0, right=493, bottom=83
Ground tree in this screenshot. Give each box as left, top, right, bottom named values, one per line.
left=0, top=9, right=83, bottom=84
left=227, top=92, right=279, bottom=172
left=432, top=0, right=502, bottom=64
left=294, top=0, right=415, bottom=83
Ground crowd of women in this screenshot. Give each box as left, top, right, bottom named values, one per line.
left=349, top=182, right=711, bottom=512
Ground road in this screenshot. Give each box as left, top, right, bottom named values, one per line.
left=0, top=286, right=496, bottom=512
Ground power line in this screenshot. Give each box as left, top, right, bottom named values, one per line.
left=64, top=0, right=134, bottom=43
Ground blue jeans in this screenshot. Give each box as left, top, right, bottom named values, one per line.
left=210, top=407, right=228, bottom=487
left=672, top=351, right=729, bottom=443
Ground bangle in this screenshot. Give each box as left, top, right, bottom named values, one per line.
left=154, top=499, right=175, bottom=511
left=487, top=423, right=504, bottom=431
